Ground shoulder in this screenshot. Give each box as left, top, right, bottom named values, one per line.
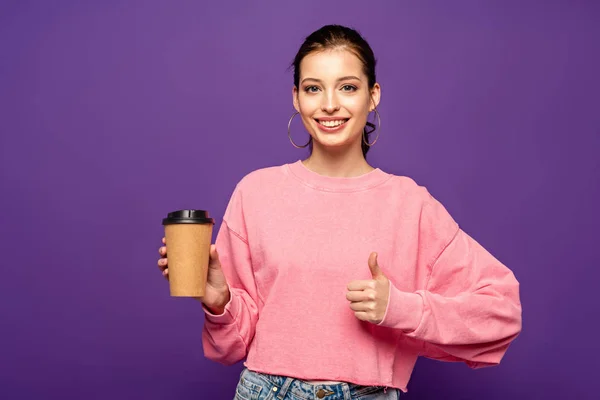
left=383, top=173, right=431, bottom=202
left=383, top=173, right=456, bottom=225
left=233, top=163, right=287, bottom=192
left=225, top=164, right=289, bottom=204
left=222, top=164, right=285, bottom=225
left=394, top=175, right=458, bottom=232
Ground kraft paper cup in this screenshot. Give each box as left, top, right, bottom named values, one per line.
left=162, top=210, right=214, bottom=297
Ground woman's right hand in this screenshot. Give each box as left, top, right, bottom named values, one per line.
left=158, top=237, right=231, bottom=315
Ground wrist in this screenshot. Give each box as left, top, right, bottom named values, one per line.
left=204, top=288, right=231, bottom=315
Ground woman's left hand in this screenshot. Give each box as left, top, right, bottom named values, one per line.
left=346, top=252, right=390, bottom=324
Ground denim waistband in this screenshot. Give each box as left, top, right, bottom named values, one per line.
left=239, top=368, right=397, bottom=400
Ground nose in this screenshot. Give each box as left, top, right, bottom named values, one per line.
left=321, top=91, right=340, bottom=113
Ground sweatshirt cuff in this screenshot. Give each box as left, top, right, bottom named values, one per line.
left=203, top=288, right=239, bottom=325
left=377, top=280, right=424, bottom=333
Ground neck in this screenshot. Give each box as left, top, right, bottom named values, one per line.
left=302, top=142, right=374, bottom=178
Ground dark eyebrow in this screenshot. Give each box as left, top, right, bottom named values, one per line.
left=300, top=76, right=362, bottom=85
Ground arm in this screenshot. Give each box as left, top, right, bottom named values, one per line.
left=201, top=185, right=260, bottom=365
left=378, top=190, right=522, bottom=368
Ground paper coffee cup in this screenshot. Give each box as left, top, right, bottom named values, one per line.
left=162, top=210, right=215, bottom=297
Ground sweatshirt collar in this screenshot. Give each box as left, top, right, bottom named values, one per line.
left=286, top=159, right=391, bottom=192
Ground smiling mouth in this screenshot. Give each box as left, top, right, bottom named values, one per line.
left=315, top=118, right=349, bottom=128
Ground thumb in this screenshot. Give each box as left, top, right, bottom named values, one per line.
left=209, top=244, right=220, bottom=266
left=368, top=252, right=384, bottom=279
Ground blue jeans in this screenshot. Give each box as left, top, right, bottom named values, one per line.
left=235, top=368, right=401, bottom=400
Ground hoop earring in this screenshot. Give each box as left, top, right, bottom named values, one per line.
left=363, top=108, right=381, bottom=147
left=288, top=111, right=311, bottom=149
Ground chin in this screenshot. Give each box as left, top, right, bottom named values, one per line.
left=312, top=134, right=356, bottom=149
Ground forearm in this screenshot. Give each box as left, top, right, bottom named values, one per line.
left=379, top=230, right=522, bottom=365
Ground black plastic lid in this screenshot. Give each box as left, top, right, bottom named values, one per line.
left=162, top=210, right=215, bottom=225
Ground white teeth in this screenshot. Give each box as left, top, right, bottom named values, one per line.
left=318, top=119, right=347, bottom=127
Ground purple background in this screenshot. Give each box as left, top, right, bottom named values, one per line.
left=1, top=1, right=598, bottom=399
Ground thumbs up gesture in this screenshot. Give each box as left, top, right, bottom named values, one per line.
left=346, top=252, right=391, bottom=324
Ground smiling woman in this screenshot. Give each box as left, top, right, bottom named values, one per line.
left=290, top=25, right=381, bottom=172
left=156, top=24, right=522, bottom=399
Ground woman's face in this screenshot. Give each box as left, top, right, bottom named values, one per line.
left=293, top=48, right=380, bottom=151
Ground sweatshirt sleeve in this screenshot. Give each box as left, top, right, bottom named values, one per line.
left=378, top=188, right=522, bottom=368
left=201, top=183, right=260, bottom=365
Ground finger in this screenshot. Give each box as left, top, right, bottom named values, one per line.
left=354, top=311, right=369, bottom=321
left=349, top=301, right=372, bottom=312
left=346, top=290, right=373, bottom=302
left=162, top=268, right=169, bottom=279
left=347, top=280, right=376, bottom=291
left=157, top=258, right=168, bottom=270
left=162, top=237, right=166, bottom=244
left=368, top=252, right=383, bottom=279
left=159, top=246, right=167, bottom=256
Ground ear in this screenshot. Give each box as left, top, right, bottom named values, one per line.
left=292, top=86, right=300, bottom=113
left=369, top=83, right=381, bottom=112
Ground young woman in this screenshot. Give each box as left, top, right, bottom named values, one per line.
left=157, top=25, right=522, bottom=400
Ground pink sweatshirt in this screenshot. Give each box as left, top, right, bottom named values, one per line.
left=201, top=160, right=522, bottom=392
